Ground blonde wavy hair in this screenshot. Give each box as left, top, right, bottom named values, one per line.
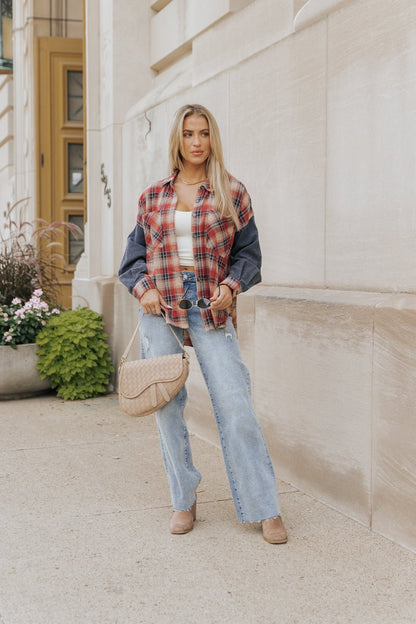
left=169, top=104, right=240, bottom=228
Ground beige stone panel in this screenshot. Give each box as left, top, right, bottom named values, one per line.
left=229, top=22, right=327, bottom=287
left=0, top=74, right=13, bottom=111
left=150, top=0, right=253, bottom=70
left=236, top=291, right=256, bottom=378
left=99, top=0, right=114, bottom=129
left=83, top=130, right=102, bottom=276
left=113, top=281, right=142, bottom=376
left=72, top=275, right=116, bottom=320
left=120, top=118, right=141, bottom=241
left=372, top=300, right=416, bottom=552
left=150, top=0, right=191, bottom=71
left=294, top=0, right=309, bottom=13
left=0, top=142, right=13, bottom=171
left=85, top=0, right=100, bottom=132
left=112, top=1, right=154, bottom=125
left=87, top=0, right=151, bottom=131
left=121, top=109, right=170, bottom=223
left=0, top=115, right=11, bottom=143
left=100, top=123, right=123, bottom=276
left=192, top=0, right=293, bottom=85
left=249, top=287, right=375, bottom=524
left=326, top=0, right=416, bottom=291
left=121, top=117, right=147, bottom=240
left=72, top=275, right=117, bottom=385
left=152, top=51, right=192, bottom=91
left=125, top=60, right=192, bottom=123
left=0, top=167, right=12, bottom=233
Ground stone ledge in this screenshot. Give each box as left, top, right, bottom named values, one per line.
left=192, top=0, right=294, bottom=86
left=242, top=284, right=416, bottom=310
left=150, top=0, right=253, bottom=71
left=294, top=0, right=352, bottom=31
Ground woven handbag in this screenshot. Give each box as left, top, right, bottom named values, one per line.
left=118, top=317, right=189, bottom=417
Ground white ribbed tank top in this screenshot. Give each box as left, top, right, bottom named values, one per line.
left=175, top=210, right=194, bottom=267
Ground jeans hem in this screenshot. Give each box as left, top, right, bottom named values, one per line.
left=237, top=512, right=281, bottom=524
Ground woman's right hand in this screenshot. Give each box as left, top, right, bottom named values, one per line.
left=140, top=288, right=171, bottom=315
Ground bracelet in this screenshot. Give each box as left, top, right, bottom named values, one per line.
left=220, top=283, right=233, bottom=295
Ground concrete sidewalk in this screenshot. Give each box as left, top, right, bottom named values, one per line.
left=1, top=394, right=416, bottom=624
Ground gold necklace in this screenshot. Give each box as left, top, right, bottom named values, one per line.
left=179, top=175, right=206, bottom=185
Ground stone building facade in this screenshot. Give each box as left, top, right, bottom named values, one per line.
left=5, top=0, right=416, bottom=552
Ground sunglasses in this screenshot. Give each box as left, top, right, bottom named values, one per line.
left=178, top=282, right=214, bottom=310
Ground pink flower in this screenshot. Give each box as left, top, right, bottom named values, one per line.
left=51, top=309, right=60, bottom=315
left=5, top=335, right=12, bottom=343
left=33, top=289, right=43, bottom=298
left=12, top=297, right=22, bottom=305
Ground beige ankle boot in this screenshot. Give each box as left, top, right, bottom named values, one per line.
left=262, top=516, right=288, bottom=544
left=170, top=500, right=197, bottom=535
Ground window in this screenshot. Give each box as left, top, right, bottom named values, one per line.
left=68, top=142, right=84, bottom=194
left=67, top=70, right=83, bottom=121
left=68, top=214, right=84, bottom=265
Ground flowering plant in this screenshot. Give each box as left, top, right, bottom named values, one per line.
left=0, top=289, right=60, bottom=349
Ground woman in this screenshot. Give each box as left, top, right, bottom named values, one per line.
left=119, top=104, right=287, bottom=544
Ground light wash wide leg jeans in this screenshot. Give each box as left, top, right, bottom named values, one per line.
left=139, top=272, right=280, bottom=522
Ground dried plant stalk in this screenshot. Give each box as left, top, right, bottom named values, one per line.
left=0, top=199, right=83, bottom=307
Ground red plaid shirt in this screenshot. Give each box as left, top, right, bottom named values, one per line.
left=119, top=170, right=261, bottom=334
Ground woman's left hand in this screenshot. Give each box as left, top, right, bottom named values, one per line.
left=210, top=284, right=233, bottom=311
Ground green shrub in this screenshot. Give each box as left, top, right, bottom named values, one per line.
left=36, top=307, right=113, bottom=400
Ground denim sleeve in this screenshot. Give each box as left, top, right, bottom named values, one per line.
left=118, top=223, right=154, bottom=295
left=225, top=216, right=262, bottom=293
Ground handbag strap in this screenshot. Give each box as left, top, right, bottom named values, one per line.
left=120, top=312, right=188, bottom=365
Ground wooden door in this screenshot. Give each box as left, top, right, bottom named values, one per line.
left=36, top=37, right=84, bottom=309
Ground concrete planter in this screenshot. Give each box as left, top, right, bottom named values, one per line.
left=0, top=343, right=51, bottom=400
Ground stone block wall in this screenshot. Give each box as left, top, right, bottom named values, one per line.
left=81, top=0, right=416, bottom=552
